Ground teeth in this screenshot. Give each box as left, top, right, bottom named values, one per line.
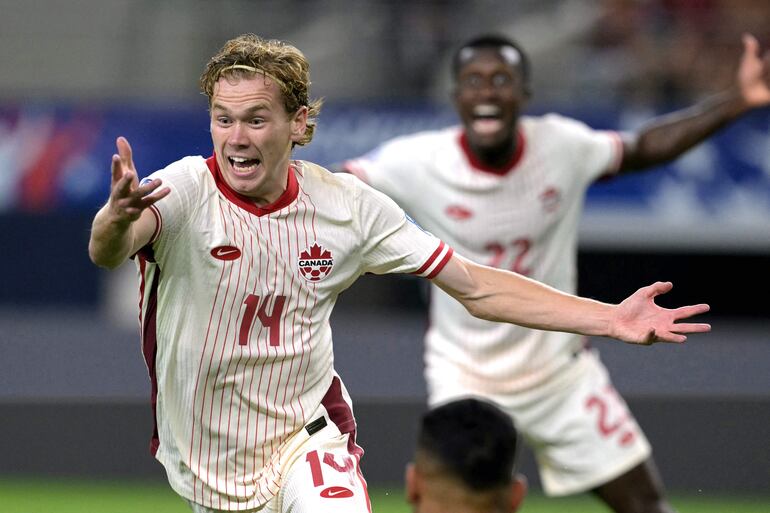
left=473, top=104, right=500, bottom=117
left=231, top=157, right=249, bottom=163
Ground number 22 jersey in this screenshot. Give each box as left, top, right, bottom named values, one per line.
left=344, top=114, right=622, bottom=399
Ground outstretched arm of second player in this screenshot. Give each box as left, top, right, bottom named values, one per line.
left=432, top=254, right=710, bottom=345
left=88, top=137, right=170, bottom=269
left=620, top=34, right=770, bottom=172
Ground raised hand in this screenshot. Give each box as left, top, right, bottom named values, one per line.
left=737, top=33, right=770, bottom=108
left=108, top=136, right=170, bottom=224
left=609, top=282, right=710, bottom=345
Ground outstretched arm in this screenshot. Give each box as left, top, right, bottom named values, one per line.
left=432, top=254, right=710, bottom=345
left=88, top=137, right=170, bottom=269
left=620, top=33, right=770, bottom=172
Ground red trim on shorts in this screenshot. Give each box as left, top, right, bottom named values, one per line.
left=458, top=129, right=526, bottom=176
left=320, top=376, right=371, bottom=512
left=205, top=155, right=299, bottom=216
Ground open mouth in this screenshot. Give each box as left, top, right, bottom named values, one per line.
left=228, top=156, right=261, bottom=174
left=471, top=104, right=504, bottom=135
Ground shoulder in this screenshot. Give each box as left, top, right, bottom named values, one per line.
left=525, top=113, right=592, bottom=133
left=373, top=126, right=461, bottom=156
left=296, top=160, right=367, bottom=202
left=149, top=155, right=209, bottom=183
left=523, top=114, right=611, bottom=148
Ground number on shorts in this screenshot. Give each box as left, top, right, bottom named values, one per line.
left=305, top=450, right=355, bottom=487
left=585, top=386, right=635, bottom=446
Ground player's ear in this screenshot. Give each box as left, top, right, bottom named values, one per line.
left=405, top=462, right=420, bottom=506
left=289, top=106, right=308, bottom=143
left=509, top=474, right=528, bottom=512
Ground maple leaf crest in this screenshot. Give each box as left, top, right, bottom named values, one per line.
left=300, top=243, right=332, bottom=261
left=298, top=242, right=334, bottom=282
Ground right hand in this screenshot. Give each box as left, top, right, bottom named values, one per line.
left=736, top=33, right=770, bottom=109
left=108, top=136, right=170, bottom=224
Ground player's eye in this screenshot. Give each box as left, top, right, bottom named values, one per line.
left=216, top=116, right=232, bottom=126
left=491, top=73, right=513, bottom=88
left=460, top=74, right=483, bottom=89
left=249, top=118, right=264, bottom=126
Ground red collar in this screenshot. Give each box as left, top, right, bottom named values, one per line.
left=206, top=155, right=299, bottom=216
left=459, top=129, right=526, bottom=176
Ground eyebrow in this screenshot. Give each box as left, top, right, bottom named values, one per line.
left=210, top=103, right=270, bottom=115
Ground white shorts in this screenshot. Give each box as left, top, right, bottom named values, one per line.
left=184, top=378, right=371, bottom=513
left=185, top=431, right=371, bottom=513
left=431, top=350, right=651, bottom=496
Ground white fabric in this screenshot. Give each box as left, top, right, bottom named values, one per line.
left=137, top=157, right=448, bottom=510
left=346, top=115, right=622, bottom=394
left=344, top=115, right=638, bottom=494
left=186, top=384, right=371, bottom=513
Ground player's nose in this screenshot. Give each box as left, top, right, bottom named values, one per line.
left=227, top=122, right=249, bottom=146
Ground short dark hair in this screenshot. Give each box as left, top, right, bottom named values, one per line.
left=452, top=34, right=531, bottom=89
left=417, top=398, right=518, bottom=491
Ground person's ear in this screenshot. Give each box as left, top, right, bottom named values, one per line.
left=509, top=473, right=528, bottom=512
left=405, top=462, right=420, bottom=505
left=290, top=106, right=308, bottom=143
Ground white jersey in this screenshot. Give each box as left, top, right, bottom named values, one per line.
left=344, top=114, right=622, bottom=397
left=135, top=156, right=452, bottom=510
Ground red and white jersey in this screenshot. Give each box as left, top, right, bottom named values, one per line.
left=135, top=156, right=451, bottom=510
left=344, top=114, right=622, bottom=398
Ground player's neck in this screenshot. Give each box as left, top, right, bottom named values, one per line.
left=471, top=140, right=517, bottom=169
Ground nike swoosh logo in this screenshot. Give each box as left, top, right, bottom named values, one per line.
left=320, top=486, right=354, bottom=498
left=210, top=246, right=242, bottom=261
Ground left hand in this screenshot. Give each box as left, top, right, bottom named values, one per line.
left=609, top=282, right=710, bottom=345
left=737, top=33, right=770, bottom=108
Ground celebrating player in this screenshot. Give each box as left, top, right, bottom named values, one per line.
left=406, top=397, right=527, bottom=513
left=340, top=33, right=770, bottom=513
left=89, top=33, right=710, bottom=513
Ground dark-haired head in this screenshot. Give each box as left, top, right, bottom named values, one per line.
left=452, top=34, right=531, bottom=93
left=418, top=397, right=518, bottom=490
left=406, top=398, right=526, bottom=513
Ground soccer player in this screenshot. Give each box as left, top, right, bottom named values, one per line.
left=88, top=34, right=710, bottom=513
left=406, top=397, right=527, bottom=513
left=339, top=34, right=770, bottom=513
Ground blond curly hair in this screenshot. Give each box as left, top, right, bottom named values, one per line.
left=200, top=34, right=323, bottom=146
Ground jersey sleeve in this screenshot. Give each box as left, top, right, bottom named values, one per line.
left=352, top=178, right=453, bottom=278
left=138, top=156, right=206, bottom=258
left=341, top=136, right=419, bottom=206
left=545, top=114, right=624, bottom=183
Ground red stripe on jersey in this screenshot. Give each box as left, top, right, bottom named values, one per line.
left=206, top=156, right=299, bottom=216
left=414, top=241, right=446, bottom=275
left=218, top=203, right=249, bottom=501
left=140, top=262, right=161, bottom=456
left=229, top=208, right=254, bottom=499
left=459, top=130, right=526, bottom=176
left=138, top=258, right=146, bottom=328
left=148, top=205, right=162, bottom=244
left=296, top=183, right=319, bottom=408
left=426, top=246, right=454, bottom=279
left=189, top=202, right=231, bottom=504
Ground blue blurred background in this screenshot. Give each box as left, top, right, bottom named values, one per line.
left=0, top=0, right=768, bottom=494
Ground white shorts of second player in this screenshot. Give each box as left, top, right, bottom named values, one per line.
left=431, top=350, right=651, bottom=496
left=186, top=415, right=371, bottom=513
